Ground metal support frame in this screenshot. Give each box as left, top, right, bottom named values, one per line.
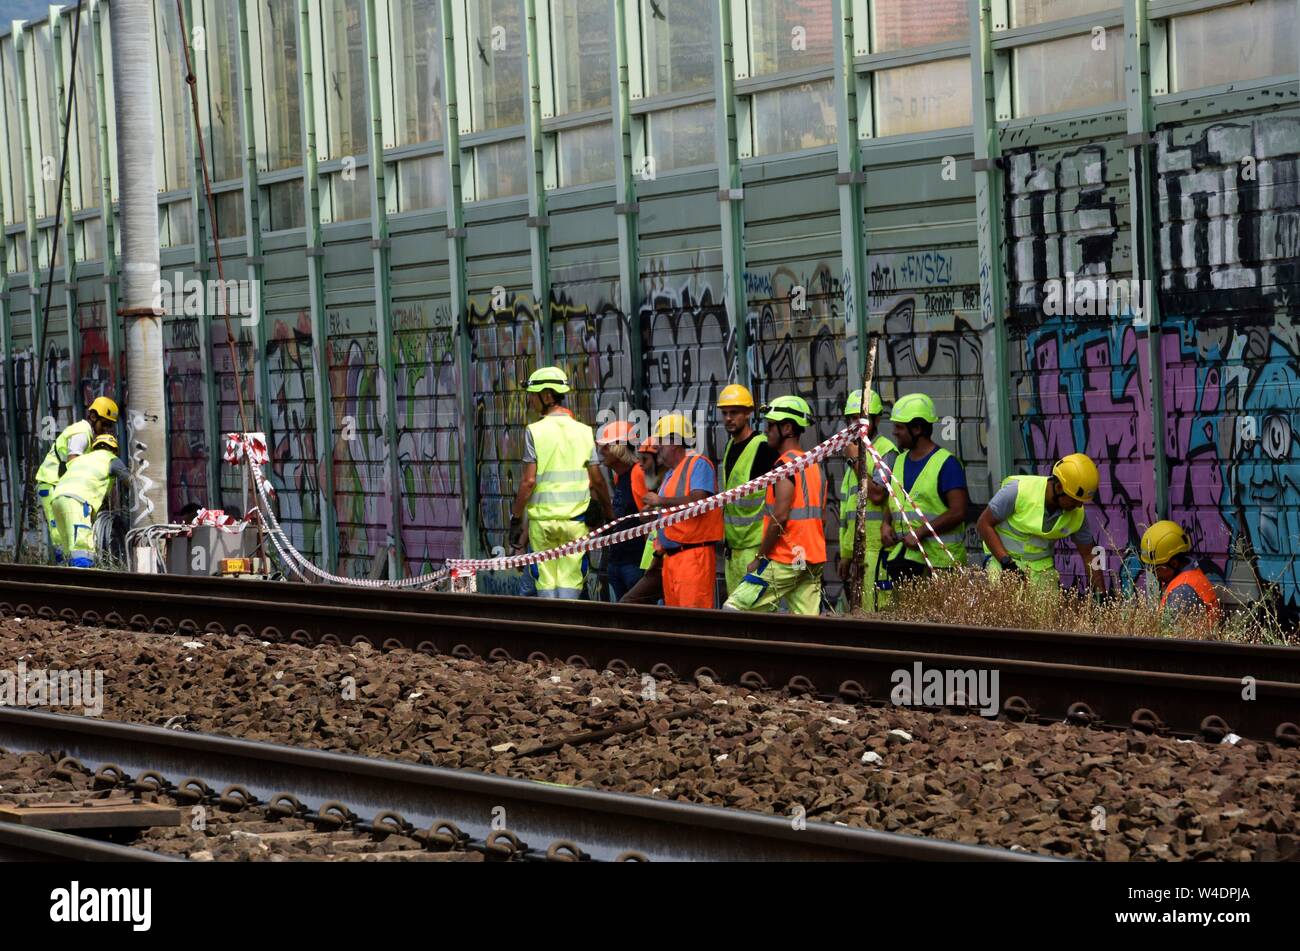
left=234, top=0, right=269, bottom=437
left=91, top=0, right=122, bottom=409
left=969, top=0, right=1014, bottom=486
left=610, top=0, right=641, bottom=407
left=298, top=0, right=338, bottom=571
left=441, top=0, right=477, bottom=557
left=15, top=25, right=45, bottom=435
left=0, top=35, right=15, bottom=545
left=713, top=0, right=747, bottom=385
left=522, top=0, right=551, bottom=363
left=833, top=0, right=869, bottom=380
left=52, top=12, right=81, bottom=424
left=1124, top=0, right=1169, bottom=519
left=363, top=0, right=402, bottom=578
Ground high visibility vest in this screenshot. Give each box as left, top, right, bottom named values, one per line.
left=35, top=420, right=93, bottom=485
left=888, top=447, right=967, bottom=568
left=1162, top=567, right=1223, bottom=625
left=52, top=448, right=117, bottom=512
left=526, top=413, right=595, bottom=521
left=661, top=452, right=723, bottom=545
left=982, top=475, right=1084, bottom=568
left=839, top=435, right=897, bottom=559
left=720, top=435, right=765, bottom=549
left=765, top=450, right=827, bottom=566
left=631, top=462, right=648, bottom=511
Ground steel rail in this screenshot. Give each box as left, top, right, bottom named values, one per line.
left=3, top=563, right=1297, bottom=681
left=0, top=708, right=1042, bottom=862
left=1, top=576, right=1297, bottom=743
left=0, top=821, right=187, bottom=862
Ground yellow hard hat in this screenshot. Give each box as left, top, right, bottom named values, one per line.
left=845, top=389, right=883, bottom=417
left=1140, top=521, right=1191, bottom=566
left=654, top=413, right=695, bottom=442
left=1052, top=452, right=1099, bottom=503
left=91, top=434, right=119, bottom=453
left=89, top=396, right=119, bottom=424
left=717, top=384, right=754, bottom=409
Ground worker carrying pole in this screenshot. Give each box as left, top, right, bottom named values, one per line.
left=716, top=384, right=779, bottom=597
left=50, top=434, right=131, bottom=568
left=640, top=413, right=723, bottom=609
left=1140, top=521, right=1223, bottom=626
left=33, top=397, right=119, bottom=564
left=509, top=367, right=612, bottom=599
left=838, top=388, right=897, bottom=611
left=976, top=452, right=1107, bottom=595
left=724, top=396, right=827, bottom=614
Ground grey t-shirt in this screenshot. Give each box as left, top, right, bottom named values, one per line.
left=986, top=480, right=1094, bottom=546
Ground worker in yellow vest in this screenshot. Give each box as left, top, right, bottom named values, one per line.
left=724, top=396, right=826, bottom=614
left=976, top=453, right=1107, bottom=593
left=716, top=384, right=779, bottom=595
left=50, top=434, right=129, bottom=568
left=837, top=388, right=898, bottom=611
left=879, top=393, right=969, bottom=586
left=34, top=396, right=118, bottom=563
left=509, top=367, right=612, bottom=599
left=1140, top=521, right=1223, bottom=626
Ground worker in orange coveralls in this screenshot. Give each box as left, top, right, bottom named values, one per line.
left=640, top=413, right=723, bottom=609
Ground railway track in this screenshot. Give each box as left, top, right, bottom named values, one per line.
left=0, top=707, right=1035, bottom=861
left=1, top=567, right=1297, bottom=743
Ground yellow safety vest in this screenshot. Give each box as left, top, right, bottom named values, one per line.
left=526, top=413, right=595, bottom=521
left=839, top=435, right=897, bottom=559
left=720, top=435, right=764, bottom=549
left=887, top=447, right=967, bottom=568
left=52, top=448, right=117, bottom=513
left=35, top=420, right=93, bottom=485
left=982, top=474, right=1084, bottom=569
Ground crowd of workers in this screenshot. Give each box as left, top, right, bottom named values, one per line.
left=508, top=366, right=1222, bottom=624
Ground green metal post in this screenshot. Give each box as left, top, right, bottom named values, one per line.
left=15, top=24, right=45, bottom=432
left=441, top=0, right=477, bottom=557
left=969, top=0, right=1014, bottom=486
left=523, top=0, right=551, bottom=363
left=91, top=0, right=122, bottom=407
left=363, top=0, right=403, bottom=577
left=833, top=0, right=869, bottom=380
left=713, top=0, right=747, bottom=385
left=52, top=10, right=81, bottom=420
left=1125, top=0, right=1168, bottom=519
left=610, top=0, right=641, bottom=406
left=298, top=0, right=338, bottom=571
left=234, top=0, right=269, bottom=433
left=0, top=61, right=16, bottom=544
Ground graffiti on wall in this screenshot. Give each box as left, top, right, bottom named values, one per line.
left=265, top=311, right=320, bottom=559
left=163, top=315, right=208, bottom=515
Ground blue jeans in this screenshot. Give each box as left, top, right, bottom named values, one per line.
left=607, top=561, right=644, bottom=603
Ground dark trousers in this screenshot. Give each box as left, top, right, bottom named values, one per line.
left=621, top=559, right=663, bottom=605
left=608, top=561, right=645, bottom=603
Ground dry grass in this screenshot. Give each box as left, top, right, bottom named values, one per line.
left=879, top=568, right=1299, bottom=646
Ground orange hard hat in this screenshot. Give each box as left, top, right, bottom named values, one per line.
left=597, top=420, right=637, bottom=446
left=637, top=437, right=658, bottom=454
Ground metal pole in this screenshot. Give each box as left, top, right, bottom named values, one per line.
left=713, top=0, right=747, bottom=385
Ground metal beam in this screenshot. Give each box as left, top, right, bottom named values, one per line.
left=523, top=0, right=551, bottom=363
left=610, top=0, right=641, bottom=407
left=713, top=0, right=747, bottom=385
left=969, top=0, right=1014, bottom=485
left=833, top=0, right=869, bottom=380
left=234, top=0, right=269, bottom=440
left=0, top=42, right=15, bottom=547
left=1124, top=0, right=1168, bottom=519
left=51, top=9, right=81, bottom=423
left=298, top=0, right=337, bottom=571
left=363, top=0, right=402, bottom=578
left=91, top=0, right=122, bottom=409
left=14, top=25, right=45, bottom=434
left=441, top=0, right=477, bottom=557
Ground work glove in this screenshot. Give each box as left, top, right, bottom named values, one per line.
left=509, top=516, right=525, bottom=551
left=999, top=555, right=1022, bottom=576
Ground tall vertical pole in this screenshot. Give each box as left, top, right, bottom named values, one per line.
left=112, top=0, right=168, bottom=530
left=833, top=0, right=869, bottom=381
left=234, top=0, right=269, bottom=432
left=92, top=0, right=123, bottom=407
left=523, top=0, right=551, bottom=363
left=53, top=11, right=83, bottom=421
left=363, top=0, right=403, bottom=577
left=610, top=0, right=641, bottom=407
left=713, top=0, right=747, bottom=385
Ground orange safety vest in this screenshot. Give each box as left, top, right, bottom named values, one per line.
left=631, top=463, right=648, bottom=511
left=661, top=452, right=723, bottom=545
left=1161, top=567, right=1223, bottom=625
left=764, top=449, right=827, bottom=566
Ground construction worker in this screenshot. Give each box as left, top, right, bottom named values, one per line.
left=879, top=393, right=969, bottom=585
left=1140, top=521, right=1223, bottom=625
left=597, top=420, right=645, bottom=601
left=724, top=396, right=826, bottom=614
left=622, top=437, right=666, bottom=604
left=642, top=413, right=723, bottom=609
left=50, top=434, right=128, bottom=568
left=717, top=384, right=779, bottom=596
left=837, top=389, right=897, bottom=611
left=977, top=453, right=1107, bottom=594
left=34, top=396, right=118, bottom=563
left=509, top=367, right=613, bottom=599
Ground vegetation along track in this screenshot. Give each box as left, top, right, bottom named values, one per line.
left=0, top=708, right=1033, bottom=861
left=2, top=566, right=1298, bottom=744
